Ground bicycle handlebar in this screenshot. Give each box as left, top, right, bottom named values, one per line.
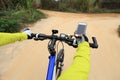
left=32, top=30, right=98, bottom=49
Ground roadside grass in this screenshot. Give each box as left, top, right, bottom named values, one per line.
left=0, top=9, right=46, bottom=33
left=118, top=25, right=120, bottom=37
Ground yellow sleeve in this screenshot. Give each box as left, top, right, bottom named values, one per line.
left=0, top=32, right=27, bottom=46
left=58, top=42, right=90, bottom=80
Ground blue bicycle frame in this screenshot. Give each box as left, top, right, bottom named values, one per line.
left=46, top=55, right=56, bottom=80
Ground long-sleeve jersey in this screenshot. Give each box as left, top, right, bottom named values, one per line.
left=58, top=42, right=90, bottom=80
left=0, top=32, right=27, bottom=46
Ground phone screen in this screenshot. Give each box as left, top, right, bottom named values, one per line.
left=76, top=22, right=87, bottom=35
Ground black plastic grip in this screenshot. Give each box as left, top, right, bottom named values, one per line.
left=33, top=33, right=48, bottom=40
left=90, top=37, right=98, bottom=48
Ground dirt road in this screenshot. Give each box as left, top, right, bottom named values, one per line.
left=0, top=10, right=120, bottom=80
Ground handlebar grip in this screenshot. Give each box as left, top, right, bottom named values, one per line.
left=90, top=37, right=98, bottom=48
left=32, top=33, right=48, bottom=40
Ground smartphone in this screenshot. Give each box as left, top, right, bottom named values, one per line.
left=75, top=22, right=87, bottom=35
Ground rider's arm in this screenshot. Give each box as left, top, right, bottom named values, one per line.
left=0, top=32, right=27, bottom=46
left=58, top=42, right=90, bottom=80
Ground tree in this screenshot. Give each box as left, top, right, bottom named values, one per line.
left=35, top=0, right=41, bottom=8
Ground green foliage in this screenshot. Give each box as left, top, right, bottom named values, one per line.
left=41, top=0, right=89, bottom=12
left=58, top=3, right=68, bottom=11
left=99, top=0, right=120, bottom=3
left=118, top=25, right=120, bottom=37
left=0, top=9, right=46, bottom=33
left=92, top=6, right=103, bottom=13
left=67, top=8, right=77, bottom=13
left=58, top=2, right=77, bottom=12
left=11, top=9, right=46, bottom=23
left=0, top=18, right=21, bottom=33
left=40, top=0, right=120, bottom=13
left=80, top=0, right=89, bottom=12
left=0, top=0, right=37, bottom=10
left=0, top=0, right=46, bottom=33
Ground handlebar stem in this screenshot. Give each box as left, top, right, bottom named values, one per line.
left=48, top=37, right=57, bottom=56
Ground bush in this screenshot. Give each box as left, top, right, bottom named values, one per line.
left=118, top=25, right=120, bottom=37
left=79, top=0, right=89, bottom=12
left=0, top=0, right=46, bottom=33
left=40, top=0, right=120, bottom=13
left=99, top=0, right=120, bottom=3
left=41, top=0, right=89, bottom=13
left=58, top=3, right=68, bottom=11
left=0, top=18, right=21, bottom=33
left=67, top=8, right=77, bottom=13
left=11, top=9, right=46, bottom=23
left=32, top=10, right=46, bottom=21
left=0, top=9, right=46, bottom=33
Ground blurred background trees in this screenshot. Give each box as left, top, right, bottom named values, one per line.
left=0, top=0, right=120, bottom=13
left=0, top=0, right=120, bottom=32
left=40, top=0, right=120, bottom=13
left=0, top=0, right=45, bottom=33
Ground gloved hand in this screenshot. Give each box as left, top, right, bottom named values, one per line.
left=76, top=35, right=85, bottom=43
left=74, top=33, right=88, bottom=45
left=23, top=28, right=33, bottom=39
